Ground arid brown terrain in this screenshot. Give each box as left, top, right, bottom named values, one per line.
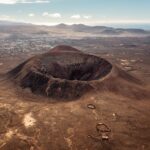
left=0, top=23, right=150, bottom=150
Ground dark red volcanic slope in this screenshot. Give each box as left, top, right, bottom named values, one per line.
left=7, top=45, right=149, bottom=100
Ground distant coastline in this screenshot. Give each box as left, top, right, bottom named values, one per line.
left=94, top=23, right=150, bottom=30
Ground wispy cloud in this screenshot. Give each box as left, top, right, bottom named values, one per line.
left=28, top=13, right=35, bottom=17
left=0, top=0, right=50, bottom=4
left=71, top=14, right=81, bottom=19
left=71, top=14, right=92, bottom=19
left=42, top=12, right=61, bottom=18
left=21, top=0, right=50, bottom=4
left=0, top=15, right=16, bottom=22
left=0, top=0, right=17, bottom=4
left=83, top=15, right=92, bottom=19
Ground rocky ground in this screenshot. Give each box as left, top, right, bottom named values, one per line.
left=0, top=36, right=150, bottom=150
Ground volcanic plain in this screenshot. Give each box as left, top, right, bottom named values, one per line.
left=0, top=23, right=150, bottom=150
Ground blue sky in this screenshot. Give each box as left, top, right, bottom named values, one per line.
left=0, top=0, right=150, bottom=25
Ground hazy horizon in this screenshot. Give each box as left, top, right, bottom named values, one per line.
left=0, top=0, right=150, bottom=28
left=1, top=19, right=150, bottom=30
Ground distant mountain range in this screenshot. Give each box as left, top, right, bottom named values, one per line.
left=53, top=23, right=147, bottom=34
left=0, top=21, right=32, bottom=26
left=0, top=20, right=149, bottom=37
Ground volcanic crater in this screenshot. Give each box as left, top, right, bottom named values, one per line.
left=7, top=45, right=112, bottom=99
left=6, top=45, right=149, bottom=100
